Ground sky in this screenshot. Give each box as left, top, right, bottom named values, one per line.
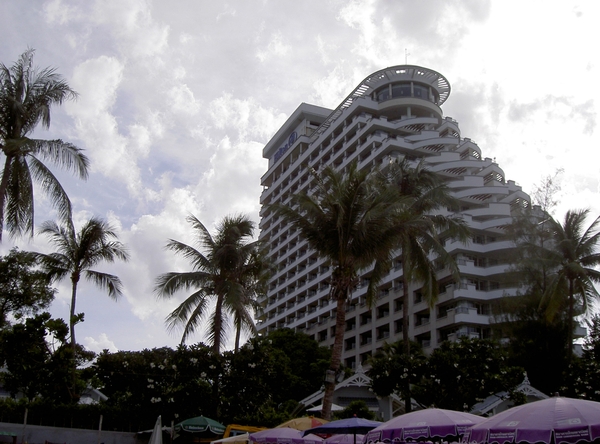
left=1, top=0, right=599, bottom=354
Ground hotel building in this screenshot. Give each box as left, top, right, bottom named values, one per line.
left=257, top=65, right=530, bottom=368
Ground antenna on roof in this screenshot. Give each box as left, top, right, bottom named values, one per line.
left=405, top=48, right=410, bottom=65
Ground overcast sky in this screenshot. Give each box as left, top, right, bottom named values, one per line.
left=1, top=0, right=598, bottom=353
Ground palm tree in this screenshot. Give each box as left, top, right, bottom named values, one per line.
left=384, top=159, right=469, bottom=412
left=155, top=214, right=270, bottom=354
left=271, top=162, right=408, bottom=420
left=544, top=209, right=600, bottom=355
left=0, top=49, right=89, bottom=240
left=34, top=217, right=129, bottom=348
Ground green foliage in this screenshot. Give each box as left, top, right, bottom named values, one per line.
left=0, top=248, right=55, bottom=328
left=416, top=338, right=524, bottom=411
left=563, top=314, right=600, bottom=400
left=369, top=338, right=524, bottom=412
left=334, top=400, right=375, bottom=420
left=92, top=344, right=217, bottom=428
left=88, top=329, right=329, bottom=429
left=266, top=329, right=331, bottom=398
left=0, top=313, right=88, bottom=403
left=368, top=340, right=426, bottom=402
left=35, top=217, right=129, bottom=348
left=495, top=292, right=569, bottom=395
left=155, top=214, right=271, bottom=353
left=0, top=48, right=89, bottom=239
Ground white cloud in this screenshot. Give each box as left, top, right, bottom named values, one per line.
left=83, top=333, right=118, bottom=354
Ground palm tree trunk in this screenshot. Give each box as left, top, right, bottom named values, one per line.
left=213, top=294, right=224, bottom=354
left=322, top=293, right=347, bottom=420
left=0, top=154, right=14, bottom=240
left=70, top=274, right=79, bottom=347
left=234, top=321, right=241, bottom=353
left=568, top=279, right=574, bottom=359
left=69, top=274, right=80, bottom=402
left=401, top=268, right=412, bottom=413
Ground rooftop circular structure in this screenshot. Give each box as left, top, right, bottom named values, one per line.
left=362, top=65, right=451, bottom=105
left=310, top=64, right=450, bottom=142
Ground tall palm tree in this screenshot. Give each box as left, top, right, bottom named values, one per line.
left=155, top=214, right=270, bottom=354
left=384, top=159, right=469, bottom=412
left=272, top=161, right=409, bottom=420
left=0, top=49, right=89, bottom=240
left=544, top=209, right=600, bottom=355
left=34, top=217, right=130, bottom=348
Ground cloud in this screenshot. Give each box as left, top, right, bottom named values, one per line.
left=83, top=333, right=118, bottom=354
left=508, top=96, right=596, bottom=135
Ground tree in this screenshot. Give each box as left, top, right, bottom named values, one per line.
left=272, top=161, right=408, bottom=420
left=0, top=48, right=89, bottom=240
left=93, top=345, right=217, bottom=428
left=0, top=247, right=55, bottom=327
left=0, top=312, right=76, bottom=403
left=416, top=338, right=523, bottom=411
left=334, top=400, right=375, bottom=420
left=383, top=159, right=469, bottom=411
left=34, top=217, right=129, bottom=349
left=494, top=291, right=569, bottom=396
left=544, top=209, right=600, bottom=356
left=368, top=340, right=427, bottom=412
left=155, top=214, right=270, bottom=354
left=565, top=314, right=600, bottom=400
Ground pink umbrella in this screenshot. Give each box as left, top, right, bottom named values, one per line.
left=466, top=397, right=600, bottom=444
left=365, top=408, right=485, bottom=443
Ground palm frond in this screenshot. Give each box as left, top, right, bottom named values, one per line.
left=83, top=270, right=124, bottom=300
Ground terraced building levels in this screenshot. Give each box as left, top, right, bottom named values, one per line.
left=257, top=65, right=530, bottom=368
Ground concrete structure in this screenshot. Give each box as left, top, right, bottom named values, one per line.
left=299, top=365, right=405, bottom=420
left=0, top=421, right=136, bottom=444
left=470, top=375, right=548, bottom=416
left=257, top=65, right=529, bottom=368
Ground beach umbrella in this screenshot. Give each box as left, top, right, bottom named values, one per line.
left=175, top=415, right=226, bottom=436
left=365, top=408, right=485, bottom=443
left=304, top=417, right=381, bottom=436
left=277, top=417, right=329, bottom=431
left=304, top=417, right=381, bottom=444
left=149, top=415, right=163, bottom=444
left=466, top=396, right=600, bottom=444
left=249, top=428, right=304, bottom=444
left=295, top=434, right=325, bottom=444
left=325, top=434, right=365, bottom=444
left=212, top=433, right=250, bottom=444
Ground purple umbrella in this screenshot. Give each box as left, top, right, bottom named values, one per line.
left=325, top=434, right=365, bottom=444
left=365, top=408, right=485, bottom=443
left=466, top=397, right=600, bottom=444
left=250, top=428, right=303, bottom=444
left=296, top=434, right=324, bottom=444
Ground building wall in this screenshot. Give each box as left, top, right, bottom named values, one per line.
left=0, top=421, right=137, bottom=444
left=257, top=65, right=528, bottom=368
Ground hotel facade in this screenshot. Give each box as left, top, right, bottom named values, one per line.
left=257, top=65, right=530, bottom=368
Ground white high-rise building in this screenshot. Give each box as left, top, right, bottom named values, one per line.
left=257, top=65, right=529, bottom=368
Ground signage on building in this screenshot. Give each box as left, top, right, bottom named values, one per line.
left=273, top=131, right=298, bottom=162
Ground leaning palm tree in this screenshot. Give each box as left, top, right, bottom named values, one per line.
left=383, top=159, right=470, bottom=412
left=0, top=49, right=89, bottom=240
left=543, top=209, right=600, bottom=355
left=271, top=161, right=409, bottom=420
left=34, top=217, right=130, bottom=348
left=155, top=214, right=270, bottom=354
